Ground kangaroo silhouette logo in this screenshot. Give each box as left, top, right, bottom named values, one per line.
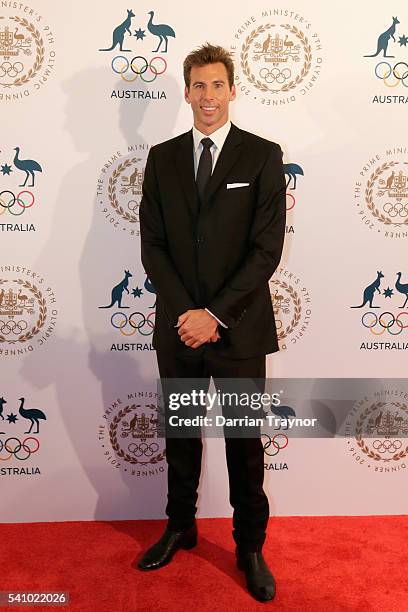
left=99, top=9, right=135, bottom=52
left=99, top=270, right=133, bottom=309
left=0, top=396, right=6, bottom=434
left=364, top=17, right=400, bottom=58
left=351, top=271, right=384, bottom=308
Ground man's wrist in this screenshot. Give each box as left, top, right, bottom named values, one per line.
left=205, top=308, right=228, bottom=328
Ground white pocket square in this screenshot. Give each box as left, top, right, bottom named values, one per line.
left=227, top=182, right=250, bottom=189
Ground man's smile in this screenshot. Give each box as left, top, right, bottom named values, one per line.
left=201, top=105, right=218, bottom=113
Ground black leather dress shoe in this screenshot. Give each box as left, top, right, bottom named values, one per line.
left=236, top=550, right=276, bottom=602
left=137, top=524, right=197, bottom=571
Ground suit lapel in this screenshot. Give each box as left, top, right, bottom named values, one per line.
left=175, top=130, right=199, bottom=216
left=173, top=124, right=244, bottom=213
left=205, top=123, right=243, bottom=203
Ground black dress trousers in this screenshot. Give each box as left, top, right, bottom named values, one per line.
left=156, top=345, right=269, bottom=552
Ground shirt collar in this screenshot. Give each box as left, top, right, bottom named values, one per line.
left=192, top=120, right=231, bottom=154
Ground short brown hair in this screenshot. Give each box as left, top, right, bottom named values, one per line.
left=183, top=43, right=234, bottom=89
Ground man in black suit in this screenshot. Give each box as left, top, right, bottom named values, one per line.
left=138, top=44, right=286, bottom=602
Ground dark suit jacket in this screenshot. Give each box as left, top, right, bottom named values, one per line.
left=139, top=123, right=286, bottom=359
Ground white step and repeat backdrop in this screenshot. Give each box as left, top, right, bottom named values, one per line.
left=1, top=0, right=407, bottom=522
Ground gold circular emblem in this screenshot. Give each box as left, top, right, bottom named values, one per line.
left=108, top=157, right=143, bottom=224
left=270, top=278, right=302, bottom=340
left=0, top=278, right=46, bottom=344
left=355, top=401, right=408, bottom=462
left=109, top=404, right=166, bottom=466
left=365, top=161, right=408, bottom=226
left=241, top=23, right=312, bottom=94
left=0, top=16, right=44, bottom=89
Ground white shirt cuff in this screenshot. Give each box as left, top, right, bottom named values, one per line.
left=205, top=308, right=228, bottom=328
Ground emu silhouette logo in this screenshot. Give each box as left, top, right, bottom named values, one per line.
left=0, top=147, right=42, bottom=185
left=13, top=147, right=42, bottom=187
left=17, top=397, right=46, bottom=433
left=0, top=395, right=46, bottom=433
left=283, top=163, right=304, bottom=190
left=269, top=404, right=297, bottom=430
left=146, top=11, right=176, bottom=53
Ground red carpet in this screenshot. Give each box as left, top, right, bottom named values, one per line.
left=1, top=516, right=407, bottom=611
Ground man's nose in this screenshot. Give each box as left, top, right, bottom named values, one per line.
left=201, top=87, right=216, bottom=99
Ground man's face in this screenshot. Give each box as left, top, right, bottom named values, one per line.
left=184, top=62, right=236, bottom=134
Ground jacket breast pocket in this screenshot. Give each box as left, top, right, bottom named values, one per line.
left=226, top=182, right=250, bottom=190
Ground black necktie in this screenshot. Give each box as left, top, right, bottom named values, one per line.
left=196, top=137, right=214, bottom=205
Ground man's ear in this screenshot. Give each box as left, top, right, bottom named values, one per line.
left=230, top=84, right=237, bottom=101
left=184, top=85, right=191, bottom=104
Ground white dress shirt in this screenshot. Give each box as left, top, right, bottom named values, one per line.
left=192, top=120, right=231, bottom=176
left=192, top=121, right=231, bottom=329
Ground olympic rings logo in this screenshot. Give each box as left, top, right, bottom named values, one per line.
left=262, top=433, right=288, bottom=457
left=111, top=311, right=155, bottom=336
left=0, top=190, right=35, bottom=216
left=0, top=436, right=39, bottom=461
left=128, top=442, right=159, bottom=457
left=286, top=193, right=295, bottom=211
left=372, top=438, right=402, bottom=453
left=0, top=61, right=24, bottom=78
left=383, top=202, right=408, bottom=218
left=361, top=311, right=408, bottom=336
left=375, top=62, right=408, bottom=87
left=111, top=55, right=167, bottom=83
left=0, top=320, right=28, bottom=335
left=259, top=67, right=291, bottom=84
left=127, top=200, right=140, bottom=214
